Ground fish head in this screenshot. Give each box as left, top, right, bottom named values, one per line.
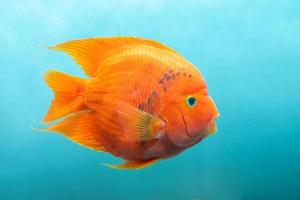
left=160, top=69, right=219, bottom=147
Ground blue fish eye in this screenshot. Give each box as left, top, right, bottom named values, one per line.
left=186, top=96, right=197, bottom=107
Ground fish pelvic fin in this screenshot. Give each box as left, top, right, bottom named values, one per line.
left=103, top=158, right=160, bottom=170
left=45, top=111, right=107, bottom=152
left=43, top=70, right=86, bottom=123
left=48, top=37, right=179, bottom=77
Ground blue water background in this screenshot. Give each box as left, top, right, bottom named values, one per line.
left=0, top=0, right=299, bottom=199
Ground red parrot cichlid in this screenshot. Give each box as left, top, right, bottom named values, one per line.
left=42, top=37, right=219, bottom=169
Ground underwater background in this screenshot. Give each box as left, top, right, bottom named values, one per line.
left=0, top=0, right=299, bottom=199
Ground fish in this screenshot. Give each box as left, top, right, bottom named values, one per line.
left=42, top=37, right=219, bottom=170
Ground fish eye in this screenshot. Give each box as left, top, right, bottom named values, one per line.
left=186, top=96, right=197, bottom=107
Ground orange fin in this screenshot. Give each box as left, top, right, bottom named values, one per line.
left=46, top=111, right=106, bottom=152
left=49, top=37, right=179, bottom=77
left=104, top=158, right=159, bottom=170
left=117, top=103, right=166, bottom=142
left=43, top=70, right=85, bottom=123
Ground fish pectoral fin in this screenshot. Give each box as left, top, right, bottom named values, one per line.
left=49, top=37, right=179, bottom=77
left=117, top=103, right=166, bottom=142
left=103, top=158, right=160, bottom=170
left=45, top=111, right=107, bottom=152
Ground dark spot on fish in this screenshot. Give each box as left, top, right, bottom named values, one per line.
left=147, top=91, right=158, bottom=105
left=138, top=103, right=145, bottom=111
left=183, top=73, right=186, bottom=76
left=188, top=74, right=192, bottom=78
left=147, top=97, right=152, bottom=105
left=163, top=86, right=167, bottom=92
left=159, top=79, right=164, bottom=84
left=164, top=73, right=168, bottom=77
left=166, top=75, right=171, bottom=81
left=151, top=91, right=158, bottom=97
left=169, top=69, right=174, bottom=73
left=176, top=72, right=180, bottom=76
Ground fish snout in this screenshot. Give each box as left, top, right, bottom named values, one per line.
left=191, top=97, right=219, bottom=137
left=208, top=96, right=219, bottom=119
left=206, top=97, right=219, bottom=135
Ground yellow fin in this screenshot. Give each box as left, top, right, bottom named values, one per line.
left=45, top=111, right=107, bottom=152
left=43, top=70, right=86, bottom=123
left=117, top=103, right=166, bottom=142
left=49, top=37, right=179, bottom=77
left=104, top=158, right=159, bottom=170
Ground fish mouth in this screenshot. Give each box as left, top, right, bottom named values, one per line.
left=178, top=106, right=219, bottom=138
left=205, top=119, right=217, bottom=135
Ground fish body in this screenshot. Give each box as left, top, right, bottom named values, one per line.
left=43, top=37, right=219, bottom=169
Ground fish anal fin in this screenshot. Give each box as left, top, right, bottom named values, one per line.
left=104, top=158, right=159, bottom=170
left=46, top=111, right=107, bottom=152
left=117, top=103, right=166, bottom=142
left=49, top=37, right=179, bottom=77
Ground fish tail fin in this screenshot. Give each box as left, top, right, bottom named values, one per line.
left=43, top=70, right=86, bottom=123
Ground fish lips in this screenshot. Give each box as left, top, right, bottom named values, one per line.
left=186, top=120, right=217, bottom=138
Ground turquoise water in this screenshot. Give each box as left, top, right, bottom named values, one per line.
left=1, top=0, right=300, bottom=199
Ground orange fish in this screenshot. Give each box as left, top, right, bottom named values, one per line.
left=42, top=37, right=219, bottom=169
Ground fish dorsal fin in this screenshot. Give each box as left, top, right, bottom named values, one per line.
left=117, top=103, right=166, bottom=142
left=49, top=37, right=179, bottom=77
left=104, top=158, right=160, bottom=170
